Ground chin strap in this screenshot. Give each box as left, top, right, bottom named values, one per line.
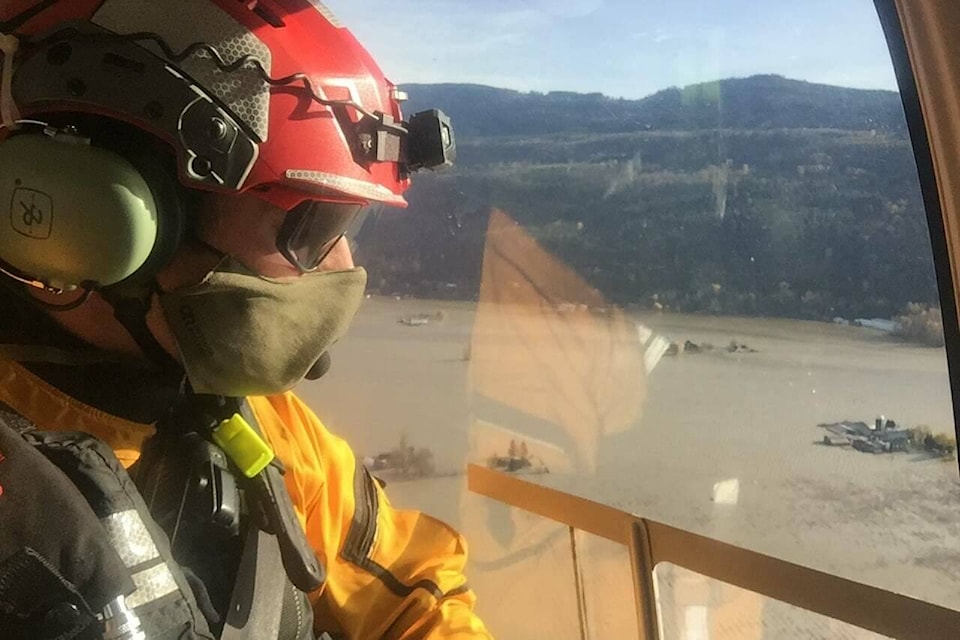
left=102, top=284, right=183, bottom=374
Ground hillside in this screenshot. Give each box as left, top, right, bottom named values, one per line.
left=355, top=76, right=934, bottom=320
left=399, top=75, right=907, bottom=138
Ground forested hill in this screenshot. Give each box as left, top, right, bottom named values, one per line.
left=399, top=75, right=906, bottom=138
left=355, top=76, right=934, bottom=321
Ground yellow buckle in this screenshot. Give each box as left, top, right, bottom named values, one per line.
left=212, top=413, right=275, bottom=478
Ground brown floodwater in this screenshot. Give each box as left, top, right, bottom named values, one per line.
left=299, top=297, right=960, bottom=638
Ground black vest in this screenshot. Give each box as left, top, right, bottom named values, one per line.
left=0, top=291, right=319, bottom=640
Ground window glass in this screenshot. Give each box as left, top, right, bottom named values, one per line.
left=307, top=0, right=959, bottom=634
left=575, top=531, right=640, bottom=638
left=655, top=563, right=893, bottom=640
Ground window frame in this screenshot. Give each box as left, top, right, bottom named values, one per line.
left=876, top=0, right=960, bottom=471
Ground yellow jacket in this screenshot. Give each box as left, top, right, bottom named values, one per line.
left=0, top=360, right=491, bottom=639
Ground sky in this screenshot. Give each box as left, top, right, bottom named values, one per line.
left=321, top=0, right=899, bottom=99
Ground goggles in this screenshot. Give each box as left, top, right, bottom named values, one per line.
left=276, top=201, right=362, bottom=272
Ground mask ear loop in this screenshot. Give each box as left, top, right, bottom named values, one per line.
left=0, top=33, right=22, bottom=130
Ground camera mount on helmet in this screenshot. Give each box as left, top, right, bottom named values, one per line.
left=403, top=109, right=456, bottom=174
left=354, top=108, right=456, bottom=177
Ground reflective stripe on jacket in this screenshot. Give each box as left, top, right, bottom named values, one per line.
left=0, top=360, right=492, bottom=639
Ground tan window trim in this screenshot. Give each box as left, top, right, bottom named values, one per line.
left=468, top=464, right=960, bottom=640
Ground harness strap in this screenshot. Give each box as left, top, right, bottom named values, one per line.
left=147, top=397, right=319, bottom=639
left=220, top=529, right=287, bottom=640
left=237, top=401, right=325, bottom=593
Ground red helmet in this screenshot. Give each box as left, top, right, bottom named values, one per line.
left=1, top=0, right=454, bottom=210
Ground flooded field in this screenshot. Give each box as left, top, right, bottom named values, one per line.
left=299, top=297, right=960, bottom=639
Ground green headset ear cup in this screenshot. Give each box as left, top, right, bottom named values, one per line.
left=0, top=124, right=189, bottom=293
left=97, top=138, right=187, bottom=294
left=0, top=134, right=161, bottom=290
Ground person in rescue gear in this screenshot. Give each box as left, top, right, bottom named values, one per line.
left=0, top=2, right=489, bottom=639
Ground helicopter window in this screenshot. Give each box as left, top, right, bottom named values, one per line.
left=310, top=1, right=957, bottom=636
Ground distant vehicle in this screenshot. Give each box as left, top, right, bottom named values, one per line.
left=367, top=446, right=435, bottom=478
left=818, top=417, right=912, bottom=453
left=822, top=433, right=852, bottom=447
left=875, top=429, right=911, bottom=452
left=486, top=440, right=549, bottom=474
left=819, top=420, right=873, bottom=443
left=852, top=318, right=900, bottom=332
left=487, top=454, right=532, bottom=473
left=399, top=315, right=430, bottom=326
left=852, top=438, right=885, bottom=454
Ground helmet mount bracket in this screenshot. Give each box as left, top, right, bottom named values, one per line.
left=13, top=23, right=260, bottom=192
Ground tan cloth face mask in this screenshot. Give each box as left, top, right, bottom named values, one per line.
left=159, top=257, right=367, bottom=397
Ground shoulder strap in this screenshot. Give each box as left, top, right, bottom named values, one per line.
left=237, top=400, right=325, bottom=593
left=150, top=398, right=320, bottom=640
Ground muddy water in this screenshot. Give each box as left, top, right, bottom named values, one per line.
left=299, top=298, right=960, bottom=638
